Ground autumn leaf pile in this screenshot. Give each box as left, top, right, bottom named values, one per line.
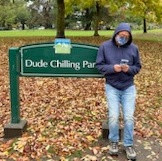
left=0, top=37, right=161, bottom=160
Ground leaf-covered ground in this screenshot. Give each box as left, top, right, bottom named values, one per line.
left=0, top=37, right=162, bottom=160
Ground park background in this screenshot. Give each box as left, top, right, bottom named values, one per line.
left=0, top=0, right=162, bottom=160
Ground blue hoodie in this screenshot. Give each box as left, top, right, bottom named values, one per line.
left=96, top=23, right=142, bottom=90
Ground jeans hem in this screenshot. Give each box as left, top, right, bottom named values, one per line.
left=123, top=144, right=134, bottom=147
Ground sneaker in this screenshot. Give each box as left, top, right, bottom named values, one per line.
left=125, top=146, right=136, bottom=160
left=109, top=142, right=119, bottom=155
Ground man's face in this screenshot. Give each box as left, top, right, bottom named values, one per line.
left=117, top=31, right=130, bottom=39
left=115, top=31, right=130, bottom=46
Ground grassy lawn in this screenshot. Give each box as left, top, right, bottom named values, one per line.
left=0, top=28, right=162, bottom=42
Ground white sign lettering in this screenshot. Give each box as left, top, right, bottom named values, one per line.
left=83, top=61, right=95, bottom=68
left=24, top=59, right=96, bottom=71
left=50, top=60, right=80, bottom=71
left=25, top=59, right=48, bottom=68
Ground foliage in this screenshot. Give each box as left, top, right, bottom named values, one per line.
left=0, top=0, right=56, bottom=29
left=0, top=2, right=16, bottom=29
left=65, top=0, right=117, bottom=35
left=0, top=0, right=161, bottom=31
left=15, top=1, right=31, bottom=30
left=27, top=0, right=55, bottom=29
left=0, top=0, right=10, bottom=5
left=128, top=0, right=162, bottom=26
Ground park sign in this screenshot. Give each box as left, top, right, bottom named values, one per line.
left=4, top=39, right=103, bottom=138
left=20, top=40, right=101, bottom=77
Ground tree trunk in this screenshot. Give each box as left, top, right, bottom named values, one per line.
left=143, top=18, right=147, bottom=33
left=22, top=23, right=25, bottom=30
left=43, top=1, right=52, bottom=29
left=56, top=0, right=65, bottom=38
left=84, top=9, right=91, bottom=30
left=93, top=2, right=100, bottom=36
left=84, top=23, right=91, bottom=30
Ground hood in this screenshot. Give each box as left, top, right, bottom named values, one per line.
left=112, top=23, right=132, bottom=46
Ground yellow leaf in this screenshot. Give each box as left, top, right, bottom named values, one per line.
left=86, top=135, right=95, bottom=142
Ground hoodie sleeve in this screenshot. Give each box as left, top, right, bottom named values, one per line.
left=127, top=47, right=142, bottom=76
left=96, top=44, right=115, bottom=75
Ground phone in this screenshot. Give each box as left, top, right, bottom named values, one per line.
left=120, top=59, right=129, bottom=65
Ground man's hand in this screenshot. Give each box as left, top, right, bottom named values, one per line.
left=114, top=64, right=122, bottom=72
left=121, top=64, right=129, bottom=72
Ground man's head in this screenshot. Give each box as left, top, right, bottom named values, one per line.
left=115, top=31, right=130, bottom=46
left=112, top=23, right=132, bottom=46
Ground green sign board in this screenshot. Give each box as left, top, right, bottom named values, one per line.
left=4, top=41, right=102, bottom=138
left=20, top=43, right=101, bottom=77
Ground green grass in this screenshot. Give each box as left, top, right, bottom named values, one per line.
left=0, top=28, right=162, bottom=42
left=0, top=29, right=56, bottom=37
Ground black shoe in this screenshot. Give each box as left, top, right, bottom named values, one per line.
left=125, top=146, right=136, bottom=160
left=109, top=142, right=119, bottom=155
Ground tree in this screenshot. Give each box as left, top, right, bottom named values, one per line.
left=93, top=1, right=100, bottom=36
left=0, top=0, right=16, bottom=29
left=65, top=0, right=102, bottom=36
left=0, top=0, right=10, bottom=5
left=66, top=0, right=126, bottom=36
left=82, top=8, right=93, bottom=30
left=16, top=7, right=30, bottom=30
left=14, top=1, right=30, bottom=30
left=27, top=0, right=55, bottom=29
left=55, top=0, right=129, bottom=37
left=129, top=0, right=162, bottom=33
left=42, top=0, right=54, bottom=28
left=75, top=0, right=105, bottom=36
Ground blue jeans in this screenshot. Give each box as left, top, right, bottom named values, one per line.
left=105, top=84, right=136, bottom=147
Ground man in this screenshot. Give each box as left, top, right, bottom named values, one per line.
left=96, top=23, right=141, bottom=160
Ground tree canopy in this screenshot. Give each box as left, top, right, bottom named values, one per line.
left=0, top=0, right=161, bottom=34
left=128, top=0, right=162, bottom=32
